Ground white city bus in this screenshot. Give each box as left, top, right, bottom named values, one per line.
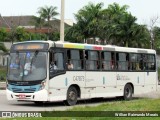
left=6, top=40, right=158, bottom=105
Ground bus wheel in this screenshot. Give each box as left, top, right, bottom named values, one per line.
left=123, top=84, right=133, bottom=100
left=65, top=86, right=78, bottom=106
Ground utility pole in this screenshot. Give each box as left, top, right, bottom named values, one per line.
left=60, top=0, right=65, bottom=42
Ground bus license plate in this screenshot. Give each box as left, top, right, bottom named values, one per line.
left=19, top=94, right=26, bottom=99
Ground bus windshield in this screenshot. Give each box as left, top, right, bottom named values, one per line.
left=7, top=51, right=47, bottom=81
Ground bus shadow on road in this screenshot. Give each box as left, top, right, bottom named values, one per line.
left=13, top=97, right=142, bottom=108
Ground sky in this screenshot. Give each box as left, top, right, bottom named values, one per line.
left=0, top=0, right=160, bottom=25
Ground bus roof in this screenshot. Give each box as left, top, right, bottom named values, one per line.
left=12, top=40, right=156, bottom=54
left=54, top=41, right=156, bottom=54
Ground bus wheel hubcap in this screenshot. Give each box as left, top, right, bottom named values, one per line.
left=69, top=91, right=75, bottom=101
left=126, top=88, right=130, bottom=97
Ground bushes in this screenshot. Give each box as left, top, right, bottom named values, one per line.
left=0, top=66, right=7, bottom=81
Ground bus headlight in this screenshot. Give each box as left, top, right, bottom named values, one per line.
left=39, top=81, right=46, bottom=90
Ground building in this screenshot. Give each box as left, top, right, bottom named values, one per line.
left=0, top=15, right=73, bottom=66
left=0, top=15, right=72, bottom=33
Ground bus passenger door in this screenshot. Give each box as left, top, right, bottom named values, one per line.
left=48, top=48, right=67, bottom=101
left=144, top=54, right=157, bottom=92
left=145, top=71, right=157, bottom=91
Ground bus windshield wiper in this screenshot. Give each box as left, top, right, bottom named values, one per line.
left=31, top=50, right=39, bottom=67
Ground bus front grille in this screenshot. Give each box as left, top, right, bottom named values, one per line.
left=12, top=88, right=37, bottom=93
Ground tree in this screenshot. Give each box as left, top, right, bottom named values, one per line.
left=0, top=28, right=7, bottom=42
left=72, top=2, right=140, bottom=46
left=65, top=25, right=84, bottom=43
left=148, top=16, right=159, bottom=49
left=100, top=3, right=136, bottom=46
left=15, top=27, right=31, bottom=41
left=74, top=2, right=104, bottom=43
left=5, top=27, right=16, bottom=44
left=0, top=42, right=7, bottom=52
left=63, top=2, right=151, bottom=48
left=153, top=26, right=160, bottom=53
left=116, top=13, right=137, bottom=47
left=5, top=27, right=31, bottom=42
left=45, top=31, right=60, bottom=41
left=37, top=5, right=59, bottom=38
left=128, top=24, right=150, bottom=48
left=99, top=3, right=127, bottom=44
left=31, top=16, right=45, bottom=35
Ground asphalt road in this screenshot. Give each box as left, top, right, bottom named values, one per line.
left=0, top=85, right=160, bottom=112
left=0, top=90, right=118, bottom=111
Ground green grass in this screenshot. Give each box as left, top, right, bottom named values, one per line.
left=2, top=98, right=160, bottom=120
left=67, top=98, right=160, bottom=111
left=158, top=67, right=160, bottom=77
left=0, top=66, right=7, bottom=81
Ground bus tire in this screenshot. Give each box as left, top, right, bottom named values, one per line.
left=65, top=86, right=78, bottom=106
left=123, top=84, right=133, bottom=100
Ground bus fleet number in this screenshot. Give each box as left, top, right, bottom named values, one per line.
left=73, top=76, right=85, bottom=81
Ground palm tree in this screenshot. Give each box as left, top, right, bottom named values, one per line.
left=65, top=24, right=85, bottom=43
left=152, top=26, right=160, bottom=51
left=68, top=2, right=148, bottom=48
left=130, top=24, right=150, bottom=48
left=37, top=5, right=59, bottom=38
left=100, top=3, right=138, bottom=46
left=107, top=2, right=129, bottom=15
left=31, top=16, right=45, bottom=30
left=118, top=13, right=137, bottom=47
left=74, top=2, right=104, bottom=43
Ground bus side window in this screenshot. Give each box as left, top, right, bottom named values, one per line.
left=117, top=53, right=128, bottom=70
left=130, top=53, right=141, bottom=71
left=142, top=54, right=148, bottom=70
left=49, top=52, right=65, bottom=78
left=139, top=54, right=144, bottom=70
left=68, top=60, right=73, bottom=70
left=85, top=51, right=99, bottom=70
left=111, top=52, right=115, bottom=69
left=55, top=53, right=64, bottom=70
left=147, top=54, right=155, bottom=70
left=101, top=51, right=115, bottom=70
left=67, top=49, right=83, bottom=70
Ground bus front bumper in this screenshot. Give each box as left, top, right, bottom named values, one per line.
left=6, top=89, right=48, bottom=101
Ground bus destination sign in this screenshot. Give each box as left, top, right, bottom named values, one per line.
left=12, top=43, right=49, bottom=50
